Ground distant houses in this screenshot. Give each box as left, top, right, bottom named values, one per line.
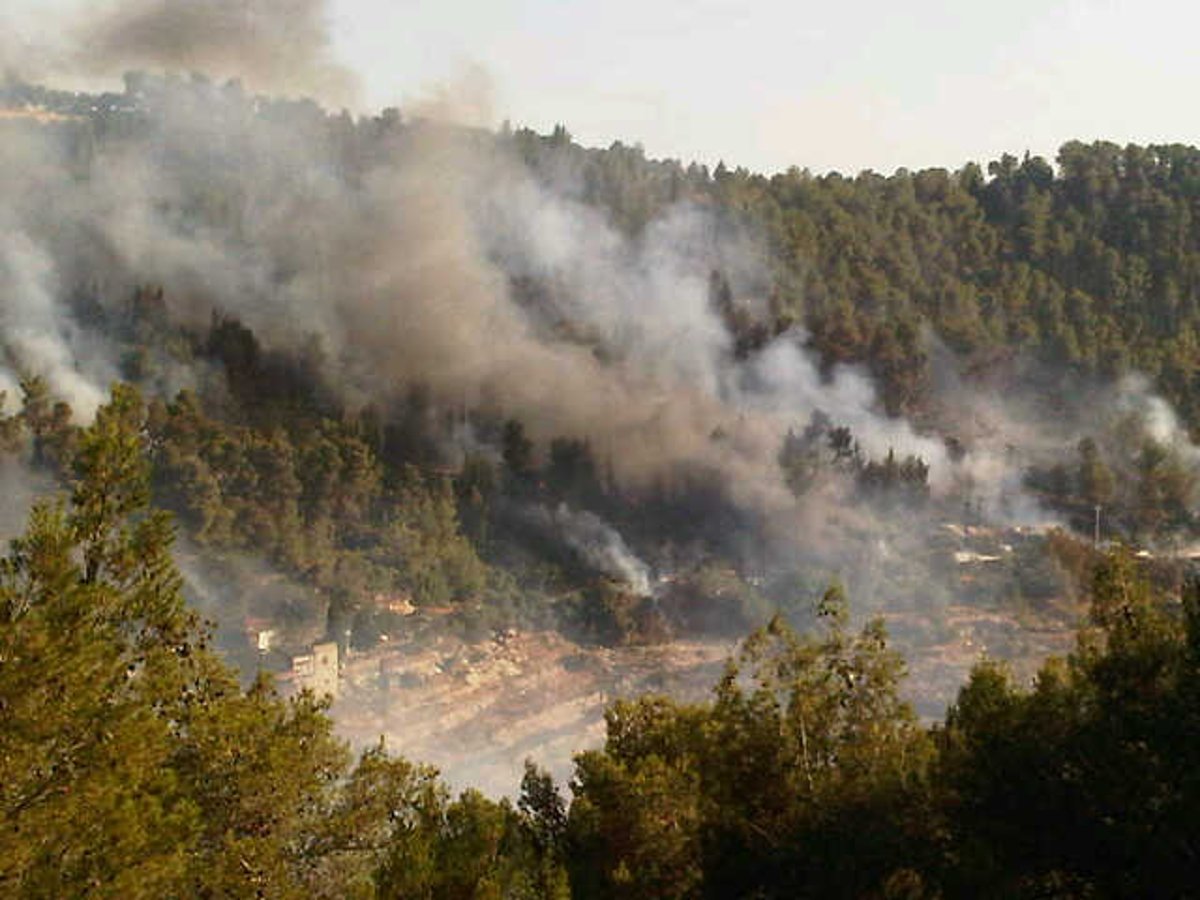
left=289, top=641, right=340, bottom=699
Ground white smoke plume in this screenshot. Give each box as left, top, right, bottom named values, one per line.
left=540, top=503, right=652, bottom=596
left=0, top=231, right=109, bottom=419
left=1114, top=373, right=1200, bottom=464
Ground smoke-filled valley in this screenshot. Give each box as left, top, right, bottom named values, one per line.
left=5, top=68, right=1200, bottom=792
left=6, top=67, right=1200, bottom=748
left=5, top=6, right=1200, bottom=893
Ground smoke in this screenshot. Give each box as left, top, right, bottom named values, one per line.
left=537, top=504, right=652, bottom=596
left=3, top=0, right=359, bottom=106
left=8, top=0, right=1200, bottom=809
left=409, top=63, right=496, bottom=129
left=0, top=231, right=110, bottom=419
left=0, top=0, right=970, bottom=529
left=0, top=67, right=1077, bottom=572
left=9, top=0, right=1200, bottom=801
left=4, top=0, right=1198, bottom=604
left=175, top=539, right=328, bottom=661
left=1114, top=373, right=1200, bottom=463
left=0, top=457, right=48, bottom=545
left=739, top=338, right=948, bottom=469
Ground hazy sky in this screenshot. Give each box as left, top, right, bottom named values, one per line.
left=6, top=0, right=1199, bottom=175
left=326, top=0, right=1198, bottom=175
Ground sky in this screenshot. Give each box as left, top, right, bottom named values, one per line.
left=5, top=0, right=1199, bottom=175
left=325, top=0, right=1199, bottom=175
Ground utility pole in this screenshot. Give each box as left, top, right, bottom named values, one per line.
left=1094, top=505, right=1102, bottom=548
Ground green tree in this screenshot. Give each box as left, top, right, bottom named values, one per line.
left=0, top=386, right=367, bottom=896
left=568, top=588, right=936, bottom=899
left=20, top=375, right=75, bottom=475
left=940, top=549, right=1200, bottom=896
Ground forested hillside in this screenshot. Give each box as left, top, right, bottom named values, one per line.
left=4, top=76, right=1200, bottom=642
left=509, top=121, right=1200, bottom=421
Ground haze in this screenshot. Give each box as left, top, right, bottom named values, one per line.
left=4, top=0, right=1196, bottom=174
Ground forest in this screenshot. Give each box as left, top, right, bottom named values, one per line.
left=3, top=71, right=1200, bottom=895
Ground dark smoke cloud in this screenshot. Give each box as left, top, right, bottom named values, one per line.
left=0, top=70, right=1020, bottom=541
left=4, top=0, right=359, bottom=105
left=0, top=0, right=949, bottom=523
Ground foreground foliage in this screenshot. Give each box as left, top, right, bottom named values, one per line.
left=0, top=388, right=564, bottom=898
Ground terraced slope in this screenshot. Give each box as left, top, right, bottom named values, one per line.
left=327, top=607, right=1074, bottom=795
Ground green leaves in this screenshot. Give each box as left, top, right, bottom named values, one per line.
left=70, top=383, right=151, bottom=585
left=0, top=384, right=570, bottom=897
left=940, top=549, right=1200, bottom=896
left=0, top=387, right=344, bottom=896
left=569, top=599, right=933, bottom=898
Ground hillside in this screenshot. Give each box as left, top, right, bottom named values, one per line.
left=3, top=70, right=1200, bottom=690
